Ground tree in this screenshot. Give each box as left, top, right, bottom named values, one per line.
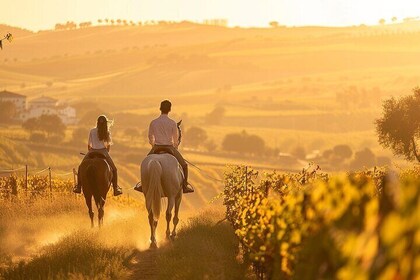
left=391, top=17, right=398, bottom=23
left=269, top=21, right=279, bottom=28
left=375, top=88, right=420, bottom=162
left=332, top=144, right=353, bottom=159
left=22, top=117, right=39, bottom=132
left=23, top=114, right=66, bottom=137
left=291, top=145, right=306, bottom=160
left=184, top=126, right=208, bottom=148
left=204, top=139, right=217, bottom=152
left=205, top=106, right=225, bottom=125
left=350, top=148, right=376, bottom=170
left=222, top=130, right=265, bottom=155
left=379, top=18, right=386, bottom=25
left=39, top=114, right=66, bottom=137
left=0, top=101, right=16, bottom=122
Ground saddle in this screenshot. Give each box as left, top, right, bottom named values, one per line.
left=82, top=151, right=113, bottom=174
left=86, top=151, right=107, bottom=159
left=152, top=146, right=175, bottom=156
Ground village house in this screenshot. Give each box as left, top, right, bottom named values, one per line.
left=0, top=91, right=77, bottom=124
left=0, top=90, right=27, bottom=120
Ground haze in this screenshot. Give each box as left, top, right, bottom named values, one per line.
left=2, top=0, right=420, bottom=31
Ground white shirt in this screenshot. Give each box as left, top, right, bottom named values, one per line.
left=148, top=114, right=178, bottom=147
left=88, top=127, right=112, bottom=150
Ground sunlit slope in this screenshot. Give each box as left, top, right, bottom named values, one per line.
left=2, top=22, right=420, bottom=99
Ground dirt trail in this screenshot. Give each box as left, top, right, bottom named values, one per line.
left=126, top=248, right=160, bottom=280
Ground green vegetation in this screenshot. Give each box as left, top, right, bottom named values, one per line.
left=376, top=87, right=420, bottom=162
left=223, top=165, right=419, bottom=279
left=156, top=209, right=249, bottom=280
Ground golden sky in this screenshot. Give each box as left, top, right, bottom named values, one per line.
left=1, top=0, right=419, bottom=30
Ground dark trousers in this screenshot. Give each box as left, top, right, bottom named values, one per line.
left=78, top=148, right=118, bottom=187
left=148, top=145, right=188, bottom=182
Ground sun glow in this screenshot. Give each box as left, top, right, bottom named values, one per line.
left=1, top=0, right=419, bottom=31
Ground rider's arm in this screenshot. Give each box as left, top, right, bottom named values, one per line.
left=172, top=122, right=179, bottom=149
left=148, top=122, right=155, bottom=147
left=87, top=130, right=92, bottom=151
left=106, top=133, right=113, bottom=152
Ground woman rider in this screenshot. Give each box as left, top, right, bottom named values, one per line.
left=73, top=115, right=123, bottom=196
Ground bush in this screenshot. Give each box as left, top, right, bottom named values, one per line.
left=222, top=130, right=265, bottom=155
left=29, top=132, right=46, bottom=143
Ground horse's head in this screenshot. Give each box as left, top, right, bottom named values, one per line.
left=177, top=120, right=182, bottom=146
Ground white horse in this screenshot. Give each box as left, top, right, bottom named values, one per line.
left=141, top=153, right=183, bottom=248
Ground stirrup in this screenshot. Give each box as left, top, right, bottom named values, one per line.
left=134, top=182, right=143, bottom=193
left=113, top=186, right=123, bottom=196
left=73, top=185, right=82, bottom=194
left=182, top=182, right=194, bottom=194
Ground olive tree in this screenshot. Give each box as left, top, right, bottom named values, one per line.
left=375, top=88, right=420, bottom=162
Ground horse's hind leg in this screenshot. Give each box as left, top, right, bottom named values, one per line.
left=172, top=191, right=182, bottom=239
left=85, top=196, right=94, bottom=228
left=148, top=211, right=158, bottom=249
left=166, top=199, right=175, bottom=239
left=98, top=201, right=105, bottom=228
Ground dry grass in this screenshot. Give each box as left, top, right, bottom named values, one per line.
left=156, top=208, right=249, bottom=280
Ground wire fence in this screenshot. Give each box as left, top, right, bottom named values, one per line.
left=0, top=165, right=77, bottom=200
left=0, top=165, right=139, bottom=207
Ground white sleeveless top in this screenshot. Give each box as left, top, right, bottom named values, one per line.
left=88, top=127, right=112, bottom=149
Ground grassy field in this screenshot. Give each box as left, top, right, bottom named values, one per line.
left=0, top=192, right=246, bottom=280
left=0, top=21, right=419, bottom=279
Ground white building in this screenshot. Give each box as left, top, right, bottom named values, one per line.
left=0, top=90, right=27, bottom=120
left=0, top=91, right=77, bottom=124
left=27, top=96, right=77, bottom=125
left=29, top=96, right=58, bottom=110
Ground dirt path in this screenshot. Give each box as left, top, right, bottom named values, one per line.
left=126, top=248, right=160, bottom=280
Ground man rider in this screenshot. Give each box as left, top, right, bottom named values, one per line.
left=135, top=100, right=194, bottom=193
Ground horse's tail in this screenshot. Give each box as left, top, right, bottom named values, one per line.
left=86, top=163, right=100, bottom=204
left=146, top=159, right=163, bottom=222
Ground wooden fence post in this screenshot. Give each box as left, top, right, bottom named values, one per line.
left=73, top=168, right=77, bottom=199
left=25, top=165, right=28, bottom=196
left=48, top=167, right=52, bottom=200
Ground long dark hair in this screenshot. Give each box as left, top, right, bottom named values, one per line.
left=97, top=115, right=111, bottom=142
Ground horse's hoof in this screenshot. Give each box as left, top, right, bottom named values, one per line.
left=170, top=234, right=176, bottom=241
left=150, top=242, right=158, bottom=249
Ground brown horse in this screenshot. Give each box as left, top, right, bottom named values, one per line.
left=79, top=153, right=112, bottom=228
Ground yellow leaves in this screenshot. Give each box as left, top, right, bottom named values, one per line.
left=378, top=264, right=398, bottom=280
left=381, top=213, right=405, bottom=245
left=223, top=165, right=420, bottom=279
left=290, top=230, right=301, bottom=244
left=364, top=199, right=379, bottom=232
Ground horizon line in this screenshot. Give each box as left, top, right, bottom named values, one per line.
left=2, top=18, right=420, bottom=33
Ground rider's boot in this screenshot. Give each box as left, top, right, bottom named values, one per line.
left=73, top=166, right=82, bottom=193
left=134, top=182, right=143, bottom=193
left=73, top=184, right=82, bottom=194
left=182, top=180, right=194, bottom=193
left=113, top=185, right=123, bottom=196
left=111, top=169, right=122, bottom=196
left=181, top=164, right=194, bottom=193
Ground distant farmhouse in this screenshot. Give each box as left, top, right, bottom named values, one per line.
left=0, top=90, right=77, bottom=125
